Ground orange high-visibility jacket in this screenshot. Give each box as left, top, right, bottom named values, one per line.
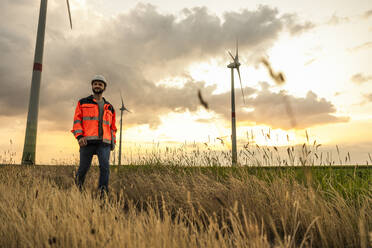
left=71, top=95, right=117, bottom=145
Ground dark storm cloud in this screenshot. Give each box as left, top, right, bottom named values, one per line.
left=203, top=83, right=348, bottom=130
left=0, top=2, right=345, bottom=132
left=242, top=87, right=349, bottom=129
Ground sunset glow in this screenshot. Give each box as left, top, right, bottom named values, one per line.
left=1, top=0, right=371, bottom=164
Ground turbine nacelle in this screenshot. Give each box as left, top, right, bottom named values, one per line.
left=118, top=91, right=131, bottom=166
left=226, top=39, right=245, bottom=104
left=227, top=61, right=241, bottom=68
left=120, top=106, right=131, bottom=113
left=120, top=91, right=131, bottom=113
left=227, top=63, right=235, bottom=68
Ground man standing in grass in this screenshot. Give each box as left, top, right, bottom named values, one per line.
left=71, top=75, right=117, bottom=196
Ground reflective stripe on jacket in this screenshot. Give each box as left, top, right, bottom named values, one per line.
left=71, top=95, right=117, bottom=145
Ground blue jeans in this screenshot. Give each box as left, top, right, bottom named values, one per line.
left=75, top=143, right=111, bottom=193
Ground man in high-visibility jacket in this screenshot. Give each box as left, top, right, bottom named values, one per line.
left=71, top=75, right=117, bottom=195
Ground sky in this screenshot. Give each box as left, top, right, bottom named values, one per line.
left=0, top=0, right=371, bottom=164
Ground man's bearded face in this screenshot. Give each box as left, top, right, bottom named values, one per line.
left=92, top=81, right=105, bottom=94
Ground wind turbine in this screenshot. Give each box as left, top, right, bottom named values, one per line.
left=118, top=92, right=131, bottom=166
left=227, top=40, right=246, bottom=166
left=21, top=0, right=72, bottom=165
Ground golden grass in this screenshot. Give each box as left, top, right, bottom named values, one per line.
left=0, top=165, right=370, bottom=247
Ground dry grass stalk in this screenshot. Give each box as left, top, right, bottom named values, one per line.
left=0, top=165, right=370, bottom=247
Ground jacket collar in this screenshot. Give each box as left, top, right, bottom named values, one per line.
left=88, top=94, right=108, bottom=104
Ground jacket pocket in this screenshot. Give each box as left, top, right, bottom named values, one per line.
left=81, top=105, right=96, bottom=117
left=105, top=111, right=113, bottom=123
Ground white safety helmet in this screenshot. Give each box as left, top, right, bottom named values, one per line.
left=91, top=75, right=107, bottom=87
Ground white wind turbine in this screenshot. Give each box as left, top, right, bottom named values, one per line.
left=118, top=92, right=131, bottom=166
left=21, top=0, right=73, bottom=165
left=227, top=40, right=246, bottom=166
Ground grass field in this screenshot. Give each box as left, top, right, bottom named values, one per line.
left=0, top=164, right=370, bottom=247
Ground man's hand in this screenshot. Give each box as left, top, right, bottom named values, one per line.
left=78, top=137, right=87, bottom=147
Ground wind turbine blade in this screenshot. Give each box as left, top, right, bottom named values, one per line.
left=124, top=107, right=132, bottom=113
left=236, top=39, right=239, bottom=58
left=236, top=67, right=246, bottom=104
left=120, top=91, right=125, bottom=108
left=120, top=90, right=131, bottom=112
left=227, top=50, right=235, bottom=61
left=66, top=0, right=73, bottom=29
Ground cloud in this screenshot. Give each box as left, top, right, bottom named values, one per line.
left=327, top=14, right=350, bottom=25
left=281, top=13, right=315, bottom=35
left=196, top=82, right=349, bottom=129
left=351, top=73, right=372, bottom=84
left=348, top=41, right=372, bottom=52
left=0, top=2, right=322, bottom=132
left=325, top=11, right=372, bottom=26
left=363, top=93, right=372, bottom=102
left=364, top=9, right=372, bottom=19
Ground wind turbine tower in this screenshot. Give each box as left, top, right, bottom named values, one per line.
left=21, top=0, right=72, bottom=165
left=118, top=93, right=130, bottom=166
left=227, top=40, right=246, bottom=166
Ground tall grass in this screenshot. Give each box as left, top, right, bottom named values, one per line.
left=115, top=140, right=367, bottom=167
left=2, top=130, right=371, bottom=166
left=0, top=165, right=370, bottom=247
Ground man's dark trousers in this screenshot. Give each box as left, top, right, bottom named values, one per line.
left=75, top=142, right=111, bottom=193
